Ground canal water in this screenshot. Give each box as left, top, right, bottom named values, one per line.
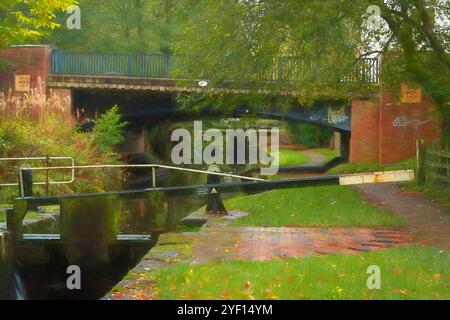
left=3, top=119, right=253, bottom=299
left=11, top=188, right=207, bottom=299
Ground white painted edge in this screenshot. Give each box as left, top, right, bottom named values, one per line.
left=339, top=170, right=415, bottom=186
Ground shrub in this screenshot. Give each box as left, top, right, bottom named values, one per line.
left=0, top=90, right=127, bottom=203
left=92, top=105, right=128, bottom=154
left=287, top=122, right=333, bottom=148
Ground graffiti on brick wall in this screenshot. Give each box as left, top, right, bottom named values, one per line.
left=392, top=116, right=431, bottom=129
left=327, top=107, right=349, bottom=124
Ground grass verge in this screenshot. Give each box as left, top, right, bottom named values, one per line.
left=276, top=149, right=311, bottom=167
left=327, top=158, right=416, bottom=175
left=152, top=246, right=450, bottom=300
left=225, top=186, right=404, bottom=227
left=402, top=181, right=450, bottom=209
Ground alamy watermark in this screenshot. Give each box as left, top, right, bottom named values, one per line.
left=366, top=265, right=381, bottom=290
left=365, top=5, right=382, bottom=31
left=66, top=5, right=81, bottom=30
left=66, top=265, right=81, bottom=290
left=171, top=121, right=279, bottom=175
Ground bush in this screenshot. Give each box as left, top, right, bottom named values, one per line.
left=0, top=90, right=127, bottom=203
left=287, top=122, right=333, bottom=148
left=92, top=105, right=128, bottom=154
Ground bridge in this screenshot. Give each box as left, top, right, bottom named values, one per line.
left=48, top=49, right=380, bottom=91
left=0, top=45, right=442, bottom=165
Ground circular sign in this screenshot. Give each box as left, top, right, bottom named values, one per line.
left=198, top=80, right=208, bottom=87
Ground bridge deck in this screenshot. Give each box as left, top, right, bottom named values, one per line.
left=49, top=50, right=380, bottom=89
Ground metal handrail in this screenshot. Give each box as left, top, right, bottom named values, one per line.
left=0, top=157, right=75, bottom=187
left=17, top=163, right=266, bottom=196
left=51, top=50, right=380, bottom=84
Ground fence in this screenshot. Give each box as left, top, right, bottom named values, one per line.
left=51, top=50, right=380, bottom=84
left=51, top=51, right=180, bottom=78
left=426, top=149, right=450, bottom=188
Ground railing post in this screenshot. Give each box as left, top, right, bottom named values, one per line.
left=416, top=140, right=426, bottom=186
left=164, top=54, right=170, bottom=77
left=127, top=53, right=133, bottom=77
left=152, top=167, right=156, bottom=189
left=18, top=165, right=38, bottom=212
left=45, top=154, right=50, bottom=196
left=19, top=165, right=33, bottom=198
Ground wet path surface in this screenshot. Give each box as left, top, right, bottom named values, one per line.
left=191, top=226, right=410, bottom=262
left=105, top=212, right=411, bottom=300
left=355, top=183, right=450, bottom=253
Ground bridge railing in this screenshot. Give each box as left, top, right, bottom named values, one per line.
left=51, top=51, right=179, bottom=78
left=51, top=50, right=380, bottom=84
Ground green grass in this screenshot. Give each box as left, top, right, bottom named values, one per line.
left=225, top=186, right=404, bottom=227
left=275, top=149, right=310, bottom=167
left=402, top=181, right=450, bottom=209
left=423, top=187, right=450, bottom=208
left=328, top=158, right=416, bottom=175
left=152, top=246, right=450, bottom=300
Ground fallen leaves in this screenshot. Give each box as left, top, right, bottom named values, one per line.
left=392, top=288, right=412, bottom=297
left=392, top=268, right=402, bottom=276
left=432, top=273, right=441, bottom=280
left=264, top=288, right=280, bottom=299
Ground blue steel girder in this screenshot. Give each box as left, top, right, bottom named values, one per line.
left=121, top=103, right=351, bottom=132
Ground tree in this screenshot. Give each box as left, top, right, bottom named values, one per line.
left=0, top=0, right=74, bottom=48
left=45, top=0, right=180, bottom=53
left=375, top=0, right=450, bottom=131
left=173, top=0, right=450, bottom=136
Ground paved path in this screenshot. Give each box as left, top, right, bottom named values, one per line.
left=301, top=149, right=327, bottom=166
left=105, top=213, right=411, bottom=300
left=355, top=183, right=450, bottom=252
left=191, top=225, right=409, bottom=262
left=105, top=183, right=449, bottom=300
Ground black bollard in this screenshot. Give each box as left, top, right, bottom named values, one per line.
left=19, top=165, right=38, bottom=212
left=205, top=173, right=227, bottom=215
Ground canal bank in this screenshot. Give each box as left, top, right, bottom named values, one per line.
left=104, top=209, right=412, bottom=300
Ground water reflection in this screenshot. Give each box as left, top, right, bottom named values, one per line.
left=12, top=188, right=206, bottom=299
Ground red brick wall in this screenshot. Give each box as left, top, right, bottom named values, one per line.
left=350, top=100, right=380, bottom=163
left=379, top=91, right=441, bottom=165
left=351, top=89, right=441, bottom=165
left=0, top=46, right=51, bottom=93
left=48, top=88, right=73, bottom=118
left=0, top=46, right=73, bottom=117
